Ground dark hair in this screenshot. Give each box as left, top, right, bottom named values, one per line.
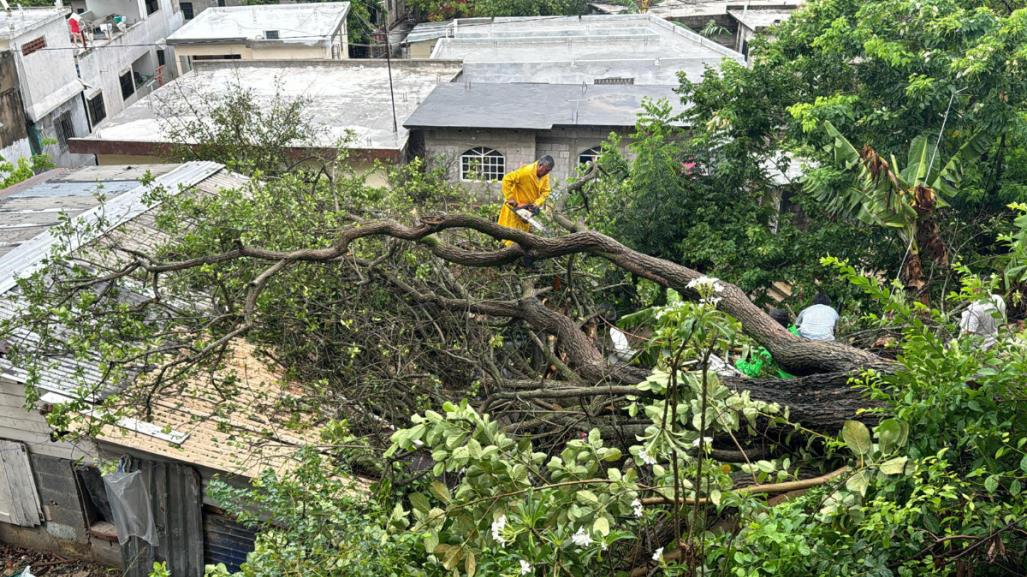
left=538, top=155, right=555, bottom=168
left=812, top=292, right=832, bottom=307
left=768, top=307, right=790, bottom=327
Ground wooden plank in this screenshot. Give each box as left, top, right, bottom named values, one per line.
left=0, top=427, right=96, bottom=462
left=0, top=440, right=41, bottom=526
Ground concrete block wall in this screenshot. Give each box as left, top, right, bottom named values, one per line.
left=423, top=127, right=536, bottom=201
left=29, top=454, right=89, bottom=545
left=536, top=126, right=630, bottom=188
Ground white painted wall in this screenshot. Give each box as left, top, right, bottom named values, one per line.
left=0, top=138, right=33, bottom=168
left=0, top=16, right=83, bottom=127
left=78, top=0, right=184, bottom=122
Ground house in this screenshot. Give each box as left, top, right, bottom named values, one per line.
left=0, top=7, right=92, bottom=168
left=403, top=13, right=739, bottom=83
left=728, top=7, right=796, bottom=57
left=73, top=0, right=186, bottom=125
left=68, top=59, right=462, bottom=184
left=400, top=14, right=742, bottom=185
left=166, top=3, right=351, bottom=76
left=0, top=162, right=334, bottom=576
left=404, top=82, right=687, bottom=185
left=587, top=1, right=804, bottom=56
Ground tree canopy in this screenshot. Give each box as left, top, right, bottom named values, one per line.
left=5, top=0, right=1027, bottom=575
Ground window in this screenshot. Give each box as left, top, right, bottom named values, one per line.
left=20, top=36, right=46, bottom=56
left=579, top=146, right=602, bottom=166
left=217, top=0, right=225, bottom=5
left=156, top=49, right=165, bottom=66
left=55, top=111, right=75, bottom=149
left=181, top=1, right=193, bottom=19
left=88, top=93, right=106, bottom=125
left=264, top=30, right=279, bottom=40
left=145, top=0, right=159, bottom=15
left=460, top=147, right=505, bottom=182
left=120, top=71, right=135, bottom=100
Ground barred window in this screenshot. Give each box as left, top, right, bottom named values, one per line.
left=88, top=93, right=106, bottom=125
left=119, top=71, right=135, bottom=100
left=460, top=147, right=505, bottom=182
left=579, top=146, right=602, bottom=166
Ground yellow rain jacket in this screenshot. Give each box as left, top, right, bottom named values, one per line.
left=497, top=162, right=551, bottom=244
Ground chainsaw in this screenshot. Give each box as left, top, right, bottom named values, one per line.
left=514, top=206, right=546, bottom=233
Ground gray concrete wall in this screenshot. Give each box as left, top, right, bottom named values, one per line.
left=422, top=127, right=536, bottom=200
left=420, top=125, right=633, bottom=195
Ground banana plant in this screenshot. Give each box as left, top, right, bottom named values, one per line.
left=804, top=121, right=988, bottom=296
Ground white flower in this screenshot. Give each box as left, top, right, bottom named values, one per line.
left=652, top=547, right=664, bottom=561
left=519, top=559, right=532, bottom=575
left=491, top=514, right=508, bottom=545
left=412, top=439, right=424, bottom=448
left=631, top=498, right=643, bottom=518
left=600, top=541, right=608, bottom=552
left=571, top=527, right=592, bottom=548
left=690, top=436, right=714, bottom=449
left=687, top=276, right=722, bottom=292
left=637, top=449, right=657, bottom=466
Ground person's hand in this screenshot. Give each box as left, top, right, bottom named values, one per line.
left=506, top=199, right=518, bottom=208
left=526, top=204, right=540, bottom=216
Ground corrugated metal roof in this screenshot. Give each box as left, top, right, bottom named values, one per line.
left=0, top=162, right=223, bottom=295
left=0, top=162, right=234, bottom=400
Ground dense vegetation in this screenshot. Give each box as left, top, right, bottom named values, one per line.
left=4, top=0, right=1026, bottom=576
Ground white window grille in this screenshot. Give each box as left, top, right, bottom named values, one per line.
left=460, top=147, right=505, bottom=182
left=579, top=146, right=602, bottom=166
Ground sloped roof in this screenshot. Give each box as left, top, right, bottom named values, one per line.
left=95, top=341, right=329, bottom=479
left=404, top=82, right=687, bottom=130
left=0, top=162, right=242, bottom=399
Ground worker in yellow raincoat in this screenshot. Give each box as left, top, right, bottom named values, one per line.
left=497, top=155, right=555, bottom=246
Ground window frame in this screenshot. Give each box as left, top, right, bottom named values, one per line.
left=181, top=1, right=194, bottom=19
left=459, top=146, right=505, bottom=182
left=119, top=70, right=135, bottom=100
left=55, top=111, right=75, bottom=150
left=87, top=93, right=106, bottom=125
left=578, top=146, right=602, bottom=167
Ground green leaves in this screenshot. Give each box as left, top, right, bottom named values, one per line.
left=876, top=419, right=909, bottom=454
left=842, top=420, right=873, bottom=457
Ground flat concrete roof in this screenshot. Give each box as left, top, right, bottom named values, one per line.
left=429, top=14, right=742, bottom=65
left=728, top=8, right=796, bottom=30
left=72, top=60, right=462, bottom=156
left=404, top=82, right=687, bottom=130
left=167, top=2, right=349, bottom=45
left=0, top=7, right=68, bottom=40
left=459, top=56, right=726, bottom=85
